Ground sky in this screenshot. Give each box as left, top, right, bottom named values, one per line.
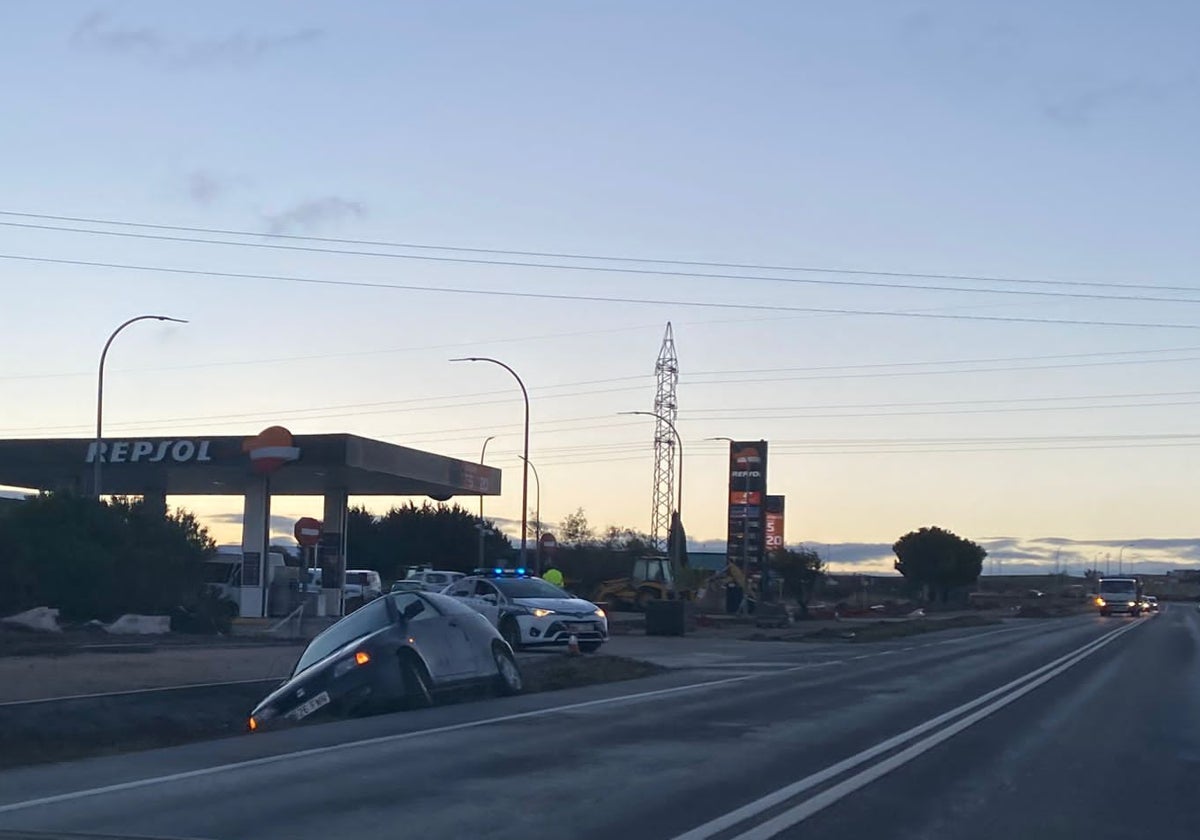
left=2, top=1, right=1200, bottom=575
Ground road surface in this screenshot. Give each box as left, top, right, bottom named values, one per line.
left=0, top=608, right=1197, bottom=839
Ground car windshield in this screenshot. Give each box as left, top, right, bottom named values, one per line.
left=1099, top=580, right=1138, bottom=595
left=201, top=562, right=237, bottom=584
left=346, top=572, right=370, bottom=585
left=494, top=578, right=572, bottom=600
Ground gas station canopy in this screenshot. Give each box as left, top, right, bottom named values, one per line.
left=0, top=430, right=500, bottom=498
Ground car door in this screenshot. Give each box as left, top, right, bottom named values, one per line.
left=393, top=593, right=476, bottom=679
left=470, top=580, right=503, bottom=627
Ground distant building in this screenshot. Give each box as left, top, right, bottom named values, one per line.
left=1167, top=569, right=1200, bottom=583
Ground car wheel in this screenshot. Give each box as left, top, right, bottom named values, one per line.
left=492, top=644, right=523, bottom=696
left=398, top=654, right=434, bottom=710
left=500, top=617, right=523, bottom=651
left=580, top=641, right=603, bottom=654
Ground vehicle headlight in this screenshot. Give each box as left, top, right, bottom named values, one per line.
left=1127, top=601, right=1136, bottom=607
left=594, top=608, right=606, bottom=618
left=1096, top=598, right=1106, bottom=606
left=531, top=608, right=555, bottom=618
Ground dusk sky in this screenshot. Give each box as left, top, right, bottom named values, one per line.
left=2, top=1, right=1199, bottom=574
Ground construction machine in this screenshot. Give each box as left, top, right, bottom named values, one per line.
left=594, top=555, right=689, bottom=611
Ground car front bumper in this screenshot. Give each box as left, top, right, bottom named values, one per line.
left=518, top=616, right=609, bottom=645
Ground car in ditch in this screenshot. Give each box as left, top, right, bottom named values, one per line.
left=443, top=570, right=609, bottom=652
left=248, top=590, right=522, bottom=731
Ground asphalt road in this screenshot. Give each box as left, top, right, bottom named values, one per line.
left=0, top=608, right=1197, bottom=840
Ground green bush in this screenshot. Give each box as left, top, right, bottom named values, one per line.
left=0, top=493, right=215, bottom=622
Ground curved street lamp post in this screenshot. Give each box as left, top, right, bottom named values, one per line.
left=519, top=455, right=541, bottom=573
left=477, top=435, right=496, bottom=567
left=452, top=357, right=530, bottom=570
left=95, top=314, right=188, bottom=498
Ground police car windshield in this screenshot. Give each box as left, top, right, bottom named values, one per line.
left=494, top=578, right=571, bottom=599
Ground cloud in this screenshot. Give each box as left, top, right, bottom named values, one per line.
left=263, top=197, right=366, bottom=234
left=1042, top=74, right=1194, bottom=126
left=184, top=170, right=247, bottom=206
left=71, top=10, right=321, bottom=69
left=207, top=512, right=299, bottom=538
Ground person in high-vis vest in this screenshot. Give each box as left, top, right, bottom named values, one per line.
left=543, top=565, right=564, bottom=587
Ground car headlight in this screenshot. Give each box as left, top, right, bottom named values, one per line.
left=1096, top=598, right=1106, bottom=606
left=531, top=608, right=555, bottom=618
left=1127, top=601, right=1136, bottom=607
left=594, top=608, right=606, bottom=618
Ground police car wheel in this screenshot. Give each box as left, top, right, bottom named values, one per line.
left=500, top=618, right=523, bottom=651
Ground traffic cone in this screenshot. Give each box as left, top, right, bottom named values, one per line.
left=567, top=634, right=581, bottom=656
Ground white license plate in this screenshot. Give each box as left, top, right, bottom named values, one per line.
left=285, top=691, right=331, bottom=721
left=565, top=622, right=592, bottom=632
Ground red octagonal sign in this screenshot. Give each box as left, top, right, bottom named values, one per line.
left=294, top=517, right=323, bottom=547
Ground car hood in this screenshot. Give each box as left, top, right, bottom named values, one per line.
left=512, top=597, right=600, bottom=616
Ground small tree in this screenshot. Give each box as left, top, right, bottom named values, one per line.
left=768, top=546, right=825, bottom=613
left=893, top=526, right=986, bottom=604
left=559, top=508, right=594, bottom=547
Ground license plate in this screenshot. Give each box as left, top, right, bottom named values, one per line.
left=565, top=622, right=592, bottom=632
left=285, top=691, right=331, bottom=721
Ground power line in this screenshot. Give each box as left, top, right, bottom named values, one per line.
left=3, top=208, right=1198, bottom=295
left=6, top=218, right=1200, bottom=306
left=4, top=252, right=1200, bottom=331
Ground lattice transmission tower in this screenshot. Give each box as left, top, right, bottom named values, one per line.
left=649, top=322, right=679, bottom=552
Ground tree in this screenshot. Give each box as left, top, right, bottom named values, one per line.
left=892, top=526, right=986, bottom=603
left=345, top=502, right=512, bottom=580
left=0, top=492, right=215, bottom=621
left=768, top=547, right=825, bottom=613
left=559, top=508, right=594, bottom=547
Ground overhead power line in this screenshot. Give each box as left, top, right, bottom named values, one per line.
left=5, top=218, right=1200, bottom=306
left=4, top=252, right=1200, bottom=331
left=3, top=208, right=1198, bottom=295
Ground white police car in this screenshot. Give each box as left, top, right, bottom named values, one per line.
left=443, top=569, right=608, bottom=652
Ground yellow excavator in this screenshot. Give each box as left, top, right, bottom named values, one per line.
left=593, top=555, right=689, bottom=611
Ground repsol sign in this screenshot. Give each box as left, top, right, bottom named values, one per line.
left=86, top=439, right=214, bottom=464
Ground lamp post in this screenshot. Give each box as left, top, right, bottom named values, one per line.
left=452, top=357, right=529, bottom=569
left=477, top=435, right=496, bottom=568
left=1118, top=544, right=1131, bottom=576
left=518, top=455, right=541, bottom=574
left=617, top=410, right=683, bottom=516
left=95, top=314, right=188, bottom=498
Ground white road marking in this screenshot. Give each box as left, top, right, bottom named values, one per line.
left=672, top=620, right=1141, bottom=840
left=728, top=620, right=1140, bottom=839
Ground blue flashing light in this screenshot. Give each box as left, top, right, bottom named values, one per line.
left=516, top=567, right=526, bottom=575
left=493, top=567, right=503, bottom=575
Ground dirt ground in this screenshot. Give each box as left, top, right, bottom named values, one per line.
left=0, top=644, right=306, bottom=702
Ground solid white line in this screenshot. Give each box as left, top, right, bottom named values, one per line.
left=730, top=619, right=1140, bottom=839
left=671, top=620, right=1139, bottom=840
left=0, top=678, right=281, bottom=708
left=0, top=672, right=767, bottom=815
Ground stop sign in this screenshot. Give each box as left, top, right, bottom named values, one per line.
left=294, top=517, right=323, bottom=547
left=540, top=532, right=557, bottom=553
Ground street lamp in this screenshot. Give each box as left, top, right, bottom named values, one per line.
left=451, top=357, right=530, bottom=569
left=518, top=455, right=541, bottom=574
left=617, top=410, right=683, bottom=516
left=477, top=435, right=496, bottom=568
left=1118, top=544, right=1132, bottom=575
left=95, top=314, right=188, bottom=498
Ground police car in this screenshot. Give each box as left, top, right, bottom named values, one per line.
left=443, top=569, right=608, bottom=652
